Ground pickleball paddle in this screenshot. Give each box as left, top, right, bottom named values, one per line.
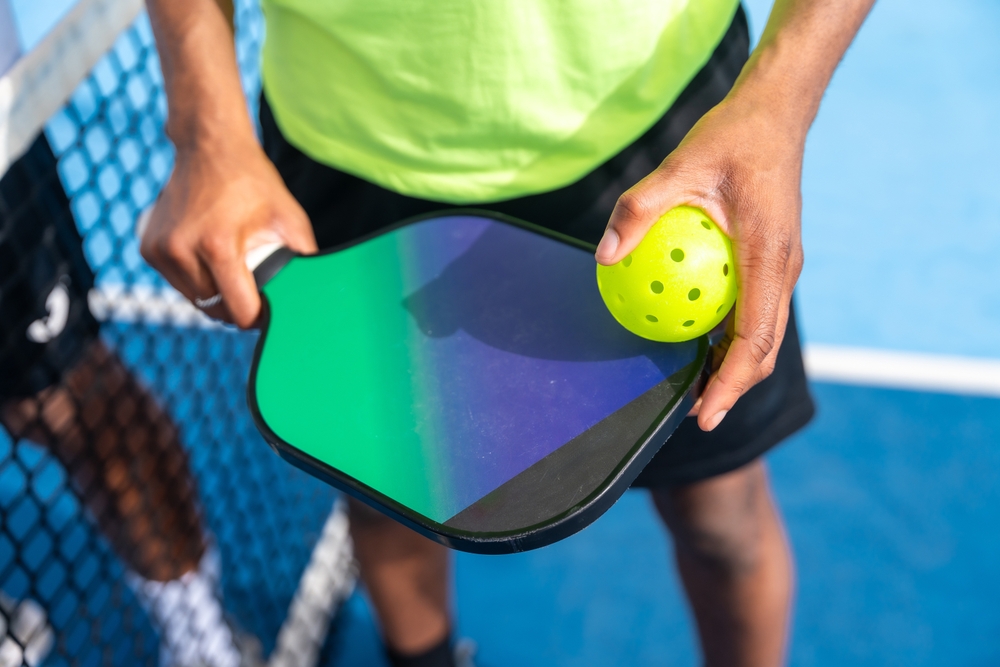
left=246, top=211, right=708, bottom=554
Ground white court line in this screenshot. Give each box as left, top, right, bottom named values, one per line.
left=91, top=285, right=1000, bottom=398
left=268, top=501, right=356, bottom=667
left=804, top=344, right=1000, bottom=398
left=88, top=284, right=222, bottom=329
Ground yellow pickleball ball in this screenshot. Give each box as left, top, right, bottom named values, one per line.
left=596, top=206, right=737, bottom=342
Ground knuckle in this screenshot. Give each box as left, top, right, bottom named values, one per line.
left=161, top=236, right=188, bottom=265
left=759, top=232, right=794, bottom=263
left=614, top=190, right=656, bottom=224
left=199, top=233, right=231, bottom=264
left=745, top=324, right=776, bottom=366
left=744, top=237, right=794, bottom=286
left=758, top=354, right=778, bottom=379
left=789, top=246, right=805, bottom=282
left=714, top=359, right=751, bottom=398
left=652, top=158, right=686, bottom=185
left=139, top=235, right=155, bottom=263
left=725, top=374, right=751, bottom=398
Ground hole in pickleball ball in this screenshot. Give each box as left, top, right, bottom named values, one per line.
left=683, top=320, right=695, bottom=327
left=716, top=304, right=724, bottom=313
left=622, top=254, right=633, bottom=267
left=723, top=263, right=729, bottom=276
left=701, top=220, right=711, bottom=230
left=617, top=293, right=625, bottom=302
left=671, top=249, right=685, bottom=262
left=646, top=314, right=659, bottom=323
left=688, top=288, right=701, bottom=301
left=651, top=281, right=663, bottom=294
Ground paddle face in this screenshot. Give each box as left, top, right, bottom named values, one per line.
left=248, top=212, right=706, bottom=553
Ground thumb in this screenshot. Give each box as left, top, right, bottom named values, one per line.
left=272, top=194, right=318, bottom=256
left=596, top=168, right=689, bottom=265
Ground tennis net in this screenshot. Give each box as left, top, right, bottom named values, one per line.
left=0, top=1, right=355, bottom=665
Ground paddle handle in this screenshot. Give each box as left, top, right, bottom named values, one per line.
left=137, top=206, right=294, bottom=290
left=246, top=242, right=284, bottom=272
left=249, top=244, right=296, bottom=289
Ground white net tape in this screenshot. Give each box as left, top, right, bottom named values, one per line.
left=0, top=0, right=143, bottom=176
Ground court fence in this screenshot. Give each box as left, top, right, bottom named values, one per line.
left=0, top=1, right=357, bottom=665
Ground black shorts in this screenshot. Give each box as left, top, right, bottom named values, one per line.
left=261, top=4, right=815, bottom=487
left=0, top=135, right=100, bottom=400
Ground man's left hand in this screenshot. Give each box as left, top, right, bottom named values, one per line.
left=595, top=95, right=805, bottom=432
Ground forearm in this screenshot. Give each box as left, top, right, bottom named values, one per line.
left=728, top=0, right=876, bottom=140
left=141, top=0, right=315, bottom=328
left=146, top=0, right=253, bottom=153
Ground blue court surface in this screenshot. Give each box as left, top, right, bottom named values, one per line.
left=2, top=0, right=998, bottom=666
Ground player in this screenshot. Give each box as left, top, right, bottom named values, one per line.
left=142, top=1, right=874, bottom=665
left=0, top=3, right=258, bottom=664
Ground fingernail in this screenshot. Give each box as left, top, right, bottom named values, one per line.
left=706, top=410, right=728, bottom=431
left=595, top=229, right=619, bottom=262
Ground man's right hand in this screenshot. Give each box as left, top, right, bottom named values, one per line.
left=143, top=0, right=317, bottom=328
left=140, top=139, right=317, bottom=329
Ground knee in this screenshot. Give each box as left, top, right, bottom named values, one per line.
left=652, top=466, right=771, bottom=574
left=675, top=511, right=764, bottom=574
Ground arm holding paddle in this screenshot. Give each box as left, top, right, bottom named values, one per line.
left=141, top=0, right=316, bottom=328
left=596, top=0, right=875, bottom=431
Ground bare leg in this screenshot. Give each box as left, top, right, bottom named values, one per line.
left=651, top=460, right=793, bottom=667
left=348, top=498, right=451, bottom=656
left=1, top=339, right=204, bottom=581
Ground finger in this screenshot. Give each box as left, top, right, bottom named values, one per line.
left=595, top=168, right=690, bottom=265
left=691, top=233, right=800, bottom=424
left=688, top=311, right=736, bottom=417
left=696, top=235, right=792, bottom=431
left=196, top=194, right=312, bottom=328
left=761, top=286, right=793, bottom=376
left=725, top=241, right=800, bottom=397
left=693, top=290, right=790, bottom=420
left=198, top=233, right=262, bottom=329
left=165, top=250, right=236, bottom=324
left=144, top=227, right=227, bottom=311
left=272, top=190, right=319, bottom=255
left=210, top=259, right=259, bottom=328
left=596, top=155, right=733, bottom=266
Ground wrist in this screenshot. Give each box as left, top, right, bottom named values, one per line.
left=707, top=84, right=810, bottom=157
left=150, top=0, right=255, bottom=154
left=168, top=111, right=260, bottom=165
left=167, top=102, right=258, bottom=155
left=725, top=35, right=824, bottom=143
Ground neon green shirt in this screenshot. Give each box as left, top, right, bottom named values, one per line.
left=261, top=0, right=739, bottom=204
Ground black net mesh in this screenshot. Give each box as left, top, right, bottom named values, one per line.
left=0, top=3, right=355, bottom=665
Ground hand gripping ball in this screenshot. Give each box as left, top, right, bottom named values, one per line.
left=596, top=206, right=737, bottom=342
